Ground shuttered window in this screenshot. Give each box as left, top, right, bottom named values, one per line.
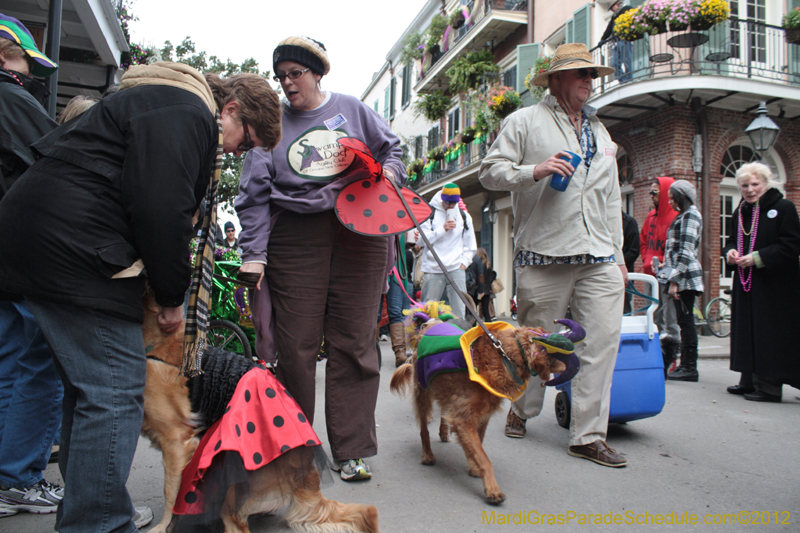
left=516, top=43, right=541, bottom=94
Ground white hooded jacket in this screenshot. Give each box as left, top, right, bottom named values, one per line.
left=418, top=191, right=478, bottom=273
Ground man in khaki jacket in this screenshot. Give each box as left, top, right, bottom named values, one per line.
left=479, top=43, right=628, bottom=467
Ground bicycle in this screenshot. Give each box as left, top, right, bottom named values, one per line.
left=705, top=289, right=732, bottom=338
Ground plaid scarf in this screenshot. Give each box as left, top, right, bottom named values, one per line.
left=119, top=62, right=222, bottom=378
left=182, top=113, right=223, bottom=377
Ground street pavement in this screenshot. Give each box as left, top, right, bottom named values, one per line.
left=5, top=330, right=799, bottom=533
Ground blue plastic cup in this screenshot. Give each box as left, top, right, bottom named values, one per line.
left=549, top=151, right=582, bottom=192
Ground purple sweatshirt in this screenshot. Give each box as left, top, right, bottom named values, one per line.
left=235, top=92, right=405, bottom=263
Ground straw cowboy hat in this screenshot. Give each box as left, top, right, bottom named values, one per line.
left=531, top=43, right=615, bottom=87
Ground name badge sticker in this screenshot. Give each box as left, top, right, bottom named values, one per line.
left=324, top=113, right=347, bottom=131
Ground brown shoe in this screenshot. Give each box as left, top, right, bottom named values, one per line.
left=504, top=408, right=526, bottom=438
left=568, top=440, right=627, bottom=467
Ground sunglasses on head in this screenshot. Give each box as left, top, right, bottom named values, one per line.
left=575, top=68, right=600, bottom=79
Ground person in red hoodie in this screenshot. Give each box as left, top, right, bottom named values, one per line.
left=640, top=176, right=680, bottom=375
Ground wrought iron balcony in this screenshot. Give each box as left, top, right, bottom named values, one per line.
left=415, top=0, right=528, bottom=93
left=589, top=18, right=800, bottom=95
left=408, top=141, right=490, bottom=191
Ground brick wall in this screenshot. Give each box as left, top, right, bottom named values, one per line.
left=609, top=103, right=800, bottom=307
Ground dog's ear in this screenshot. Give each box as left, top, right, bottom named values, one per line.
left=512, top=328, right=550, bottom=382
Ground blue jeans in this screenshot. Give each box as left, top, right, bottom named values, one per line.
left=0, top=301, right=62, bottom=489
left=386, top=274, right=410, bottom=324
left=27, top=299, right=145, bottom=533
left=613, top=40, right=633, bottom=83
left=421, top=269, right=467, bottom=319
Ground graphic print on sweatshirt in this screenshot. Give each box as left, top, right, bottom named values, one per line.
left=287, top=127, right=354, bottom=181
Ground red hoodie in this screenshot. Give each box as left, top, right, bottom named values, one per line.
left=640, top=177, right=678, bottom=275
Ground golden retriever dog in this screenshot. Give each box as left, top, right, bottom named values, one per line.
left=390, top=316, right=583, bottom=505
left=140, top=293, right=379, bottom=533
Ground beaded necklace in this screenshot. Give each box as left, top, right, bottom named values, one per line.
left=736, top=199, right=760, bottom=292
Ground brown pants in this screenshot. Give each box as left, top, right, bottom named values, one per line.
left=266, top=210, right=387, bottom=461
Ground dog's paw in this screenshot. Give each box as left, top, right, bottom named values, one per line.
left=421, top=453, right=436, bottom=466
left=438, top=425, right=451, bottom=442
left=486, top=490, right=506, bottom=505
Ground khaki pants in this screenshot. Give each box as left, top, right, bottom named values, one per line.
left=511, top=262, right=624, bottom=446
left=265, top=210, right=387, bottom=461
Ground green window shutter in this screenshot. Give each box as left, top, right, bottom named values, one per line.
left=401, top=65, right=411, bottom=108
left=566, top=19, right=575, bottom=43
left=516, top=43, right=541, bottom=94
left=383, top=86, right=390, bottom=119
left=374, top=100, right=379, bottom=113
left=389, top=77, right=396, bottom=120
left=572, top=4, right=591, bottom=47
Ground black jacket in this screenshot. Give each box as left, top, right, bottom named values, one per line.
left=0, top=67, right=57, bottom=199
left=0, top=85, right=218, bottom=322
left=622, top=211, right=640, bottom=272
left=723, top=188, right=800, bottom=384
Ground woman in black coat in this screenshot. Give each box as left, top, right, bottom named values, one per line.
left=724, top=162, right=800, bottom=402
left=468, top=248, right=493, bottom=321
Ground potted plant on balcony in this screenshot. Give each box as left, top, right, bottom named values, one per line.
left=783, top=6, right=800, bottom=44
left=426, top=13, right=448, bottom=55
left=614, top=7, right=647, bottom=41
left=407, top=158, right=426, bottom=176
left=487, top=86, right=522, bottom=121
left=459, top=125, right=477, bottom=144
left=400, top=31, right=425, bottom=67
left=446, top=50, right=501, bottom=93
left=694, top=0, right=730, bottom=30
left=450, top=8, right=466, bottom=30
left=413, top=90, right=451, bottom=122
left=427, top=145, right=445, bottom=161
left=638, top=1, right=669, bottom=35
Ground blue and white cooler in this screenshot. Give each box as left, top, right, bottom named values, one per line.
left=555, top=273, right=665, bottom=427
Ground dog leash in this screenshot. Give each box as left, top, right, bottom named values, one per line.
left=387, top=180, right=513, bottom=367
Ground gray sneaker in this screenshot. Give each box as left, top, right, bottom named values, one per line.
left=337, top=459, right=372, bottom=481
left=0, top=480, right=59, bottom=515
left=133, top=506, right=154, bottom=529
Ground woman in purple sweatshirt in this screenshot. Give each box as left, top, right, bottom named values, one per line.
left=235, top=36, right=405, bottom=482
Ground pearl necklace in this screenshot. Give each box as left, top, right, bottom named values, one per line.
left=737, top=199, right=759, bottom=292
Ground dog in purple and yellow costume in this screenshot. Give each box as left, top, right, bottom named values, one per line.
left=391, top=313, right=584, bottom=504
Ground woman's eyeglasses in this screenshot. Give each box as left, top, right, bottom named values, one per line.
left=273, top=68, right=311, bottom=83
left=576, top=68, right=600, bottom=79
left=237, top=120, right=254, bottom=153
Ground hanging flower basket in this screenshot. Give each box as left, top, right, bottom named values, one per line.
left=692, top=18, right=716, bottom=31
left=450, top=10, right=465, bottom=29
left=787, top=28, right=800, bottom=45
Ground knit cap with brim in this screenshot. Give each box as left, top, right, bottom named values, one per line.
left=441, top=183, right=461, bottom=203
left=670, top=179, right=697, bottom=205
left=531, top=43, right=614, bottom=87
left=0, top=13, right=58, bottom=77
left=273, top=36, right=330, bottom=76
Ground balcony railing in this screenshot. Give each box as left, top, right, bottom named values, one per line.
left=418, top=0, right=528, bottom=80
left=409, top=141, right=490, bottom=190
left=589, top=18, right=800, bottom=94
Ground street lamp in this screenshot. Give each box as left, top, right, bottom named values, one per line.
left=745, top=102, right=780, bottom=160
left=483, top=200, right=498, bottom=225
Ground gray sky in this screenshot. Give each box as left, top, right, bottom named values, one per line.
left=129, top=0, right=429, bottom=100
